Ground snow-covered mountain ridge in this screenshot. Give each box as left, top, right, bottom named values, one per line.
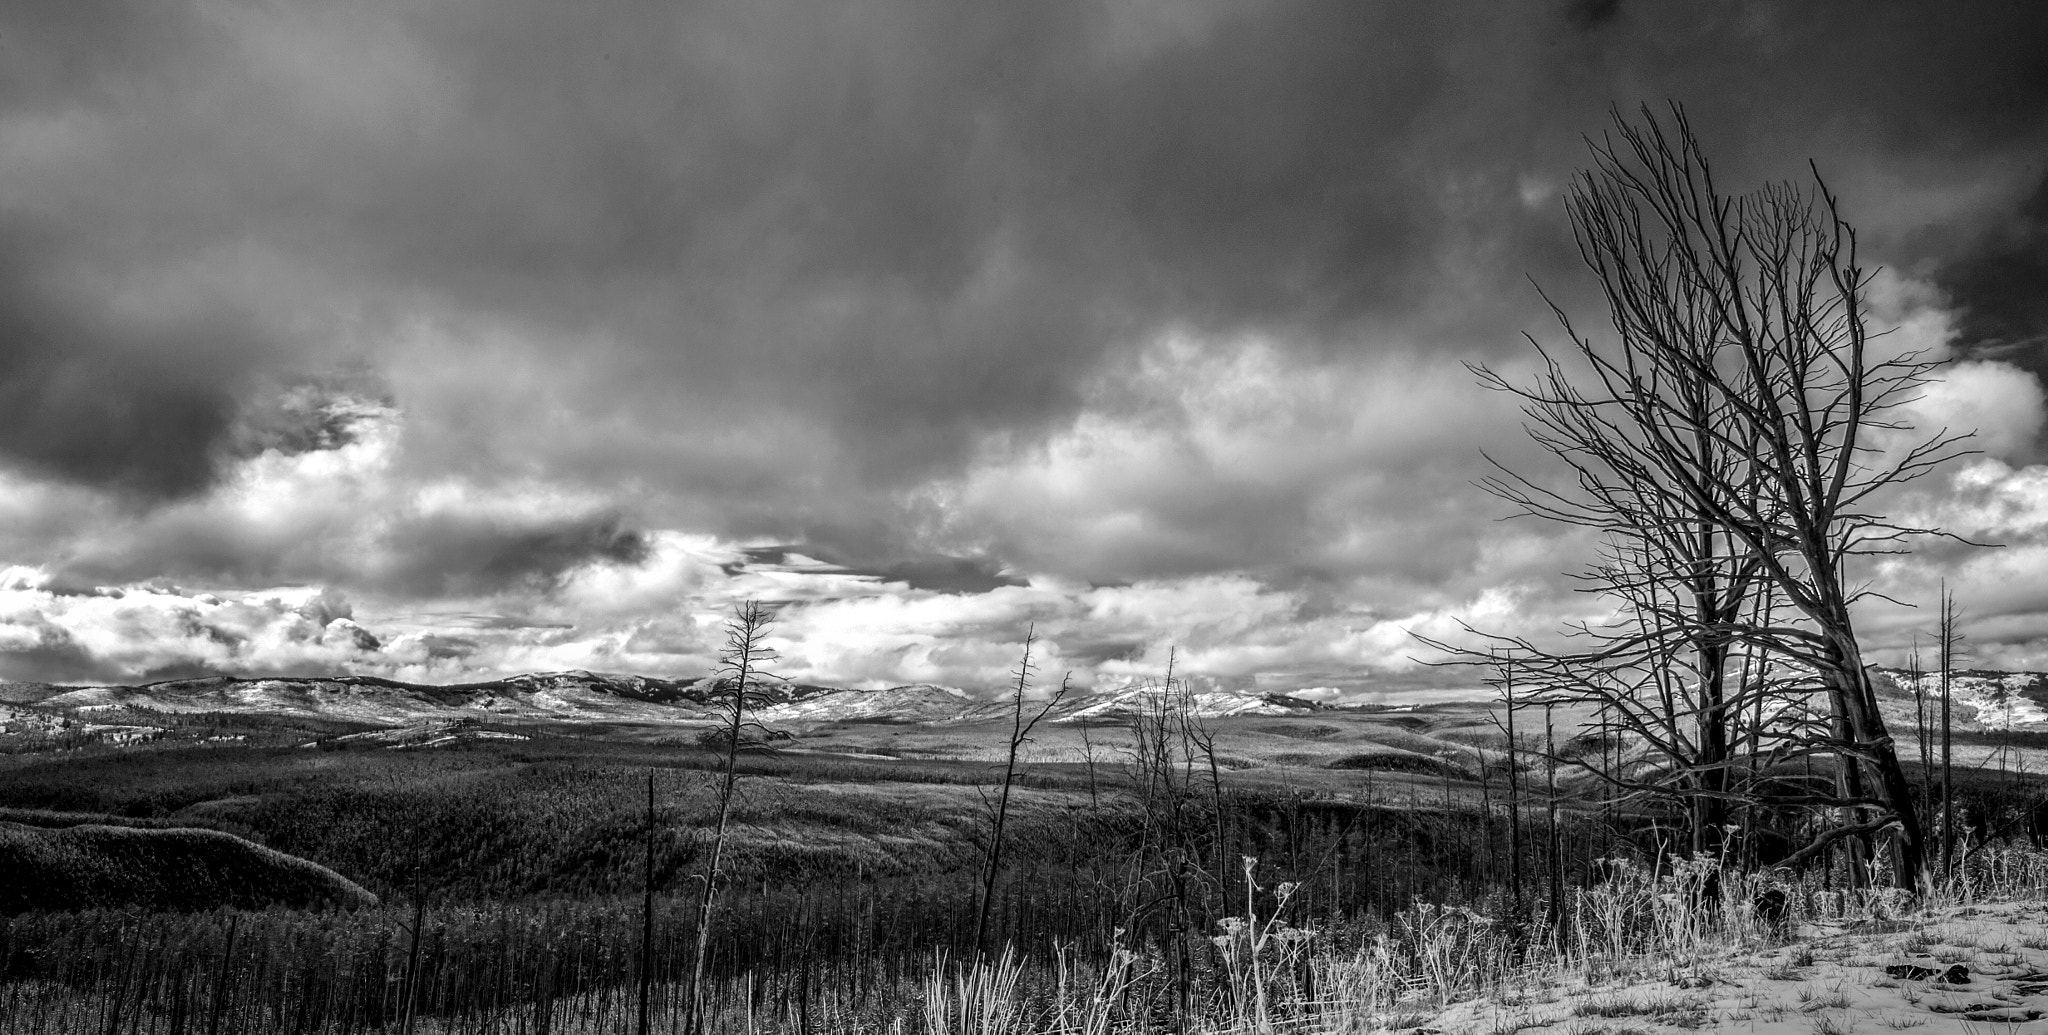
left=9, top=665, right=2047, bottom=735
left=0, top=671, right=833, bottom=728
left=0, top=670, right=1329, bottom=730
left=1874, top=667, right=2048, bottom=731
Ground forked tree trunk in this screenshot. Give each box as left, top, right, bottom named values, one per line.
left=1819, top=632, right=1924, bottom=889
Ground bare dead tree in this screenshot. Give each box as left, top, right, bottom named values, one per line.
left=685, top=600, right=780, bottom=1034
left=1543, top=702, right=1562, bottom=931
left=1498, top=658, right=1525, bottom=917
left=1938, top=584, right=1961, bottom=879
left=1078, top=706, right=1102, bottom=810
left=1909, top=640, right=1930, bottom=847
left=972, top=629, right=1068, bottom=959
left=1121, top=647, right=1213, bottom=1027
left=1184, top=690, right=1230, bottom=907
left=1464, top=104, right=1975, bottom=889
left=639, top=770, right=656, bottom=1035
left=398, top=853, right=426, bottom=1035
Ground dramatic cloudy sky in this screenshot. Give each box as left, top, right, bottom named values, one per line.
left=2, top=0, right=2047, bottom=695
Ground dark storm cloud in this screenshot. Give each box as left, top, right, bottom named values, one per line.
left=2, top=0, right=2046, bottom=575
left=0, top=631, right=105, bottom=684
left=716, top=546, right=1021, bottom=594
left=1059, top=636, right=1151, bottom=667
left=0, top=226, right=265, bottom=498
left=802, top=553, right=1026, bottom=595
left=1938, top=170, right=2048, bottom=376
left=223, top=370, right=392, bottom=460
left=45, top=484, right=653, bottom=603
left=1566, top=0, right=1625, bottom=30
left=870, top=557, right=1026, bottom=596
left=375, top=512, right=651, bottom=598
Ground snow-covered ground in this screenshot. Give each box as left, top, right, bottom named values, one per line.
left=1432, top=899, right=2048, bottom=1033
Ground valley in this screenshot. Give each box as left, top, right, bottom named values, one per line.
left=10, top=664, right=2048, bottom=785
left=7, top=666, right=2048, bottom=1033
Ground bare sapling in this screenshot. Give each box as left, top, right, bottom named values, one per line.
left=1078, top=703, right=1102, bottom=810
left=1938, top=585, right=1961, bottom=883
left=686, top=600, right=780, bottom=1033
left=399, top=850, right=427, bottom=1035
left=206, top=914, right=238, bottom=1035
left=1121, top=645, right=1209, bottom=1026
left=1544, top=702, right=1562, bottom=932
left=1160, top=647, right=1199, bottom=1025
left=1185, top=699, right=1229, bottom=905
left=1910, top=640, right=1929, bottom=839
left=1477, top=736, right=1496, bottom=885
left=972, top=628, right=1068, bottom=959
left=1499, top=658, right=1525, bottom=919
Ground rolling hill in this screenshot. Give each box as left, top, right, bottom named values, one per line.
left=0, top=669, right=1333, bottom=737
left=0, top=818, right=378, bottom=913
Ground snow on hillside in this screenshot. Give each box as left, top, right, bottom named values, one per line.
left=1882, top=667, right=2048, bottom=730
left=8, top=671, right=726, bottom=727
left=753, top=683, right=982, bottom=723
left=326, top=719, right=532, bottom=749
left=1054, top=683, right=1322, bottom=722
left=15, top=665, right=2048, bottom=739
left=0, top=669, right=1335, bottom=732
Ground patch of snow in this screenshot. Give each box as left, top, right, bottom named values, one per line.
left=755, top=684, right=980, bottom=724
left=1056, top=684, right=1317, bottom=722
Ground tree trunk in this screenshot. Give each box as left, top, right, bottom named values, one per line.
left=1820, top=632, right=1925, bottom=889
left=1694, top=635, right=1732, bottom=859
left=1504, top=673, right=1524, bottom=919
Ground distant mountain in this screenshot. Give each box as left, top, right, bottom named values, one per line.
left=18, top=665, right=2047, bottom=737
left=2, top=671, right=823, bottom=727
left=1050, top=684, right=1324, bottom=722
left=1875, top=667, right=2048, bottom=730
left=755, top=683, right=991, bottom=724
left=0, top=670, right=1329, bottom=731
left=756, top=681, right=1328, bottom=725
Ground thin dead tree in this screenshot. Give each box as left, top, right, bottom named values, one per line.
left=1498, top=658, right=1525, bottom=917
left=1079, top=708, right=1102, bottom=810
left=1908, top=641, right=1930, bottom=846
left=685, top=600, right=780, bottom=1034
left=1476, top=737, right=1497, bottom=884
left=1184, top=694, right=1231, bottom=908
left=1467, top=104, right=1975, bottom=889
left=1543, top=702, right=1562, bottom=930
left=1938, top=584, right=1961, bottom=879
left=398, top=853, right=427, bottom=1035
left=639, top=770, right=657, bottom=1035
left=1122, top=647, right=1211, bottom=1027
left=972, top=628, right=1069, bottom=959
